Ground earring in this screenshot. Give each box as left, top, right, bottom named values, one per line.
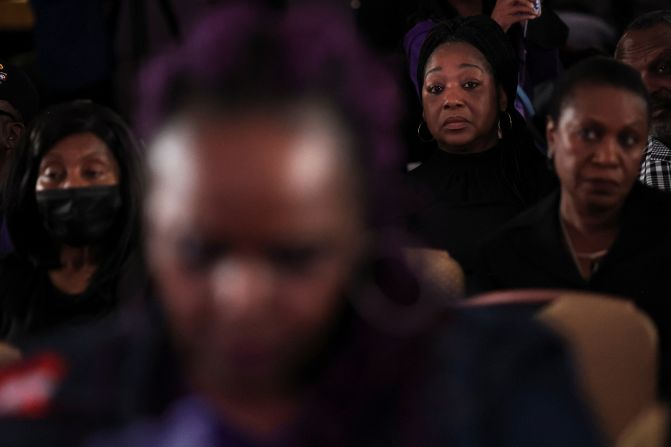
left=417, top=120, right=434, bottom=143
left=498, top=111, right=513, bottom=139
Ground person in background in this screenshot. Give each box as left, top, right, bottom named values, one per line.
left=615, top=10, right=671, bottom=192
left=0, top=59, right=37, bottom=169
left=0, top=5, right=604, bottom=447
left=0, top=100, right=144, bottom=341
left=407, top=16, right=553, bottom=288
left=0, top=60, right=39, bottom=256
left=477, top=57, right=671, bottom=396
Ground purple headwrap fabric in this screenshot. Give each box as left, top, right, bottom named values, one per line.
left=403, top=19, right=437, bottom=97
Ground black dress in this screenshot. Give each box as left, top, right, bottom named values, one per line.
left=407, top=143, right=551, bottom=285
left=476, top=183, right=671, bottom=395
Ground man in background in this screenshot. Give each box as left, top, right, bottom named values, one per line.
left=616, top=11, right=671, bottom=191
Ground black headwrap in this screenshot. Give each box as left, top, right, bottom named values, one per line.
left=416, top=15, right=518, bottom=110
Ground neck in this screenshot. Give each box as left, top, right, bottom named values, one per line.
left=59, top=245, right=94, bottom=270
left=559, top=193, right=621, bottom=234
left=48, top=245, right=97, bottom=295
left=438, top=133, right=498, bottom=155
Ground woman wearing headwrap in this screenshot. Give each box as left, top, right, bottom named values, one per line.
left=407, top=16, right=553, bottom=289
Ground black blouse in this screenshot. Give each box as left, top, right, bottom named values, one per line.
left=407, top=143, right=550, bottom=284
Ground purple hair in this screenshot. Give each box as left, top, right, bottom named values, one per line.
left=137, top=3, right=403, bottom=232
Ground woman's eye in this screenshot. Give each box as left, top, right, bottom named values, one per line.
left=84, top=169, right=104, bottom=179
left=178, top=237, right=226, bottom=272
left=579, top=128, right=599, bottom=142
left=462, top=81, right=480, bottom=89
left=426, top=84, right=444, bottom=95
left=40, top=167, right=63, bottom=181
left=655, top=62, right=670, bottom=75
left=619, top=133, right=640, bottom=148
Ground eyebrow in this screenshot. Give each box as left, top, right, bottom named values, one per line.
left=424, top=63, right=485, bottom=79
left=648, top=49, right=671, bottom=68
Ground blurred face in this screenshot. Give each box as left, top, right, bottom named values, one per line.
left=617, top=24, right=671, bottom=146
left=35, top=132, right=120, bottom=191
left=422, top=42, right=506, bottom=153
left=548, top=85, right=648, bottom=215
left=146, top=107, right=368, bottom=396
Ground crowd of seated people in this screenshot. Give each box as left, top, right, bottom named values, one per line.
left=0, top=1, right=667, bottom=445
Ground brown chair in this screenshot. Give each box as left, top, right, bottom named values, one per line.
left=404, top=247, right=465, bottom=304
left=537, top=293, right=659, bottom=443
left=464, top=288, right=568, bottom=307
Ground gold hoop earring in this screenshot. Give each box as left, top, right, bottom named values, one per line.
left=417, top=120, right=434, bottom=143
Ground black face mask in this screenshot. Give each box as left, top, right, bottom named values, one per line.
left=36, top=185, right=122, bottom=247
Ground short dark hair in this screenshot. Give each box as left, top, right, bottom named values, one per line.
left=3, top=100, right=143, bottom=299
left=547, top=57, right=651, bottom=122
left=615, top=10, right=671, bottom=59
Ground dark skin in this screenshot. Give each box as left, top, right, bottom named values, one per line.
left=547, top=85, right=648, bottom=279
left=0, top=100, right=24, bottom=172
left=146, top=107, right=368, bottom=439
left=36, top=132, right=120, bottom=294
left=617, top=23, right=671, bottom=147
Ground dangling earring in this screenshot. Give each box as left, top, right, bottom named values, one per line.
left=417, top=120, right=434, bottom=143
left=498, top=111, right=513, bottom=139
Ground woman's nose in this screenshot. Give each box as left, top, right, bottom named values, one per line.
left=593, top=139, right=619, bottom=165
left=209, top=257, right=275, bottom=320
left=61, top=173, right=87, bottom=189
left=442, top=86, right=465, bottom=109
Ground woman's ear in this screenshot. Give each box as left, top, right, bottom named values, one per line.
left=498, top=86, right=508, bottom=112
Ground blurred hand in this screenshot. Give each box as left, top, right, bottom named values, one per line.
left=490, top=0, right=539, bottom=32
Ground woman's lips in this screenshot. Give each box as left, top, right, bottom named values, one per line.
left=442, top=116, right=469, bottom=130
left=584, top=178, right=619, bottom=192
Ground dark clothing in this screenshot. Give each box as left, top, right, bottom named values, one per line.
left=0, top=252, right=143, bottom=342
left=407, top=143, right=552, bottom=285
left=0, top=304, right=604, bottom=447
left=476, top=183, right=671, bottom=395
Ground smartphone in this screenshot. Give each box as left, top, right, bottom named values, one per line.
left=533, top=0, right=541, bottom=15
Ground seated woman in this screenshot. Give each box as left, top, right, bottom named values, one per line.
left=477, top=57, right=671, bottom=395
left=0, top=100, right=143, bottom=341
left=407, top=16, right=553, bottom=284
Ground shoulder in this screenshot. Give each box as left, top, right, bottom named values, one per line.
left=627, top=183, right=671, bottom=219
left=484, top=191, right=558, bottom=250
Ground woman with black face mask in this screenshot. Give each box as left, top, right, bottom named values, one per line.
left=0, top=100, right=144, bottom=341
